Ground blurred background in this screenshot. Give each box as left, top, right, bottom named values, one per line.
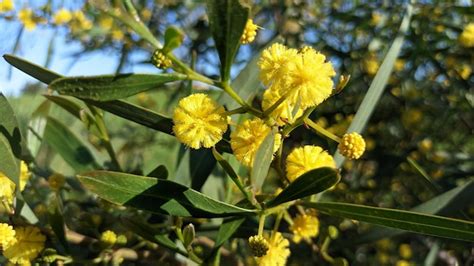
left=0, top=0, right=473, bottom=265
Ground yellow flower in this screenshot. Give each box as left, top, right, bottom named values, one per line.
left=394, top=59, right=405, bottom=72
left=286, top=145, right=336, bottom=182
left=338, top=132, right=366, bottom=160
left=258, top=43, right=298, bottom=86
left=290, top=213, right=319, bottom=243
left=457, top=63, right=472, bottom=80
left=240, top=19, right=258, bottom=44
left=258, top=232, right=290, bottom=266
left=18, top=9, right=36, bottom=31
left=70, top=10, right=92, bottom=32
left=248, top=235, right=269, bottom=257
left=363, top=55, right=379, bottom=76
left=0, top=223, right=16, bottom=249
left=278, top=47, right=336, bottom=109
left=261, top=88, right=303, bottom=126
left=0, top=0, right=14, bottom=13
left=111, top=29, right=124, bottom=41
left=459, top=23, right=474, bottom=48
left=230, top=118, right=281, bottom=167
left=0, top=161, right=31, bottom=204
left=396, top=260, right=412, bottom=266
left=3, top=226, right=46, bottom=264
left=53, top=8, right=72, bottom=25
left=100, top=230, right=117, bottom=246
left=151, top=50, right=172, bottom=69
left=99, top=16, right=114, bottom=30
left=370, top=12, right=382, bottom=26
left=173, top=93, right=228, bottom=149
left=141, top=8, right=152, bottom=21
left=399, top=244, right=412, bottom=259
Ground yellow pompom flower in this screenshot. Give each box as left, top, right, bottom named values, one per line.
left=279, top=46, right=336, bottom=109
left=286, top=145, right=336, bottom=182
left=230, top=118, right=281, bottom=167
left=258, top=43, right=298, bottom=86
left=0, top=161, right=31, bottom=204
left=338, top=132, right=366, bottom=160
left=290, top=213, right=319, bottom=243
left=100, top=230, right=117, bottom=246
left=0, top=223, right=16, bottom=249
left=18, top=8, right=36, bottom=31
left=173, top=93, right=228, bottom=149
left=240, top=19, right=258, bottom=44
left=258, top=232, right=290, bottom=266
left=459, top=23, right=474, bottom=48
left=3, top=226, right=46, bottom=264
left=0, top=0, right=14, bottom=13
left=262, top=88, right=303, bottom=126
left=53, top=8, right=72, bottom=25
left=248, top=235, right=269, bottom=257
left=99, top=16, right=114, bottom=30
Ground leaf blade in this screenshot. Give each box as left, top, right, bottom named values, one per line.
left=306, top=202, right=474, bottom=242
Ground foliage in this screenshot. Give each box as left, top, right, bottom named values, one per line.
left=0, top=0, right=473, bottom=265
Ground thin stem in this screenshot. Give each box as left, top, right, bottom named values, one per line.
left=89, top=106, right=122, bottom=171
left=320, top=236, right=334, bottom=263
left=304, top=118, right=341, bottom=143
left=281, top=106, right=316, bottom=137
left=273, top=212, right=284, bottom=233
left=258, top=214, right=266, bottom=236
left=220, top=82, right=263, bottom=118
left=262, top=91, right=291, bottom=117
left=224, top=107, right=247, bottom=116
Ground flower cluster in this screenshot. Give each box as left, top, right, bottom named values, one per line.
left=0, top=224, right=46, bottom=264
left=240, top=19, right=259, bottom=44
left=0, top=161, right=31, bottom=206
left=152, top=50, right=173, bottom=69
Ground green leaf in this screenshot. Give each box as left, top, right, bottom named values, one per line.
left=163, top=26, right=185, bottom=52
left=205, top=217, right=245, bottom=263
left=121, top=216, right=179, bottom=252
left=190, top=148, right=217, bottom=191
left=334, top=3, right=414, bottom=167
left=44, top=117, right=99, bottom=172
left=77, top=171, right=255, bottom=218
left=215, top=217, right=245, bottom=247
left=27, top=100, right=51, bottom=157
left=266, top=168, right=340, bottom=208
left=147, top=165, right=169, bottom=179
left=0, top=137, right=19, bottom=185
left=306, top=202, right=474, bottom=242
left=356, top=180, right=474, bottom=243
left=84, top=99, right=174, bottom=135
left=3, top=54, right=62, bottom=84
left=0, top=93, right=22, bottom=185
left=49, top=74, right=186, bottom=101
left=48, top=195, right=69, bottom=251
left=206, top=0, right=250, bottom=81
left=212, top=147, right=244, bottom=191
left=251, top=129, right=275, bottom=192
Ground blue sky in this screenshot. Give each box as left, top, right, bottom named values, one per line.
left=0, top=0, right=157, bottom=96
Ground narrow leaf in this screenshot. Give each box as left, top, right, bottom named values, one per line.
left=3, top=54, right=62, bottom=84
left=48, top=196, right=69, bottom=251
left=267, top=167, right=340, bottom=208
left=190, top=148, right=217, bottom=191
left=356, top=180, right=474, bottom=243
left=78, top=171, right=255, bottom=218
left=84, top=99, right=174, bottom=135
left=307, top=202, right=474, bottom=242
left=147, top=165, right=169, bottom=179
left=251, top=129, right=275, bottom=192
left=334, top=3, right=414, bottom=166
left=206, top=0, right=250, bottom=81
left=27, top=100, right=51, bottom=157
left=164, top=26, right=185, bottom=52
left=49, top=74, right=186, bottom=101
left=0, top=93, right=21, bottom=185
left=44, top=117, right=99, bottom=172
